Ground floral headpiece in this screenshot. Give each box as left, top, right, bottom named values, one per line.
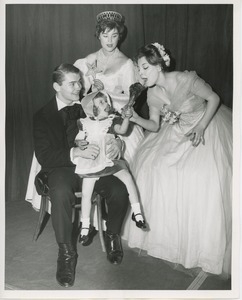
left=96, top=11, right=124, bottom=23
left=152, top=42, right=170, bottom=67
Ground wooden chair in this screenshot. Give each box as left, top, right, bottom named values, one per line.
left=33, top=173, right=106, bottom=252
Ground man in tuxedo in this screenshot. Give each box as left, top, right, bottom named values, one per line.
left=33, top=63, right=129, bottom=288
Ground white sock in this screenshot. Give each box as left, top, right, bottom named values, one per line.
left=81, top=218, right=90, bottom=236
left=131, top=203, right=144, bottom=222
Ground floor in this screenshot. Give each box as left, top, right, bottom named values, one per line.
left=4, top=200, right=232, bottom=298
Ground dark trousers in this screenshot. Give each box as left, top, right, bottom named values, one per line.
left=47, top=167, right=129, bottom=243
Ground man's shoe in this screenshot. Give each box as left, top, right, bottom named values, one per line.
left=79, top=224, right=97, bottom=246
left=105, top=231, right=123, bottom=265
left=56, top=243, right=77, bottom=287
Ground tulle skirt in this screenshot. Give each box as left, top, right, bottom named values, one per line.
left=122, top=123, right=144, bottom=164
left=126, top=104, right=232, bottom=276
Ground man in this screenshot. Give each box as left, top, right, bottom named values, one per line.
left=33, top=63, right=129, bottom=288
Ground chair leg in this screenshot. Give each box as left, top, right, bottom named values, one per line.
left=72, top=207, right=76, bottom=223
left=33, top=195, right=50, bottom=241
left=96, top=194, right=106, bottom=252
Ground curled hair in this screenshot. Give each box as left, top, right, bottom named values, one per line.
left=52, top=63, right=80, bottom=85
left=95, top=20, right=125, bottom=40
left=135, top=44, right=170, bottom=72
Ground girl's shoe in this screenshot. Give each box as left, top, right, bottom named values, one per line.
left=131, top=213, right=147, bottom=229
left=79, top=225, right=97, bottom=246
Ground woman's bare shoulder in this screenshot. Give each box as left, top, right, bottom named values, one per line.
left=148, top=85, right=161, bottom=98
left=86, top=52, right=99, bottom=64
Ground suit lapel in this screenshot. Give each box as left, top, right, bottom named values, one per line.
left=42, top=97, right=82, bottom=147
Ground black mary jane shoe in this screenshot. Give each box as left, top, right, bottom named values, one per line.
left=132, top=213, right=147, bottom=229
left=78, top=224, right=97, bottom=246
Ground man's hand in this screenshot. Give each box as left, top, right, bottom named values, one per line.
left=73, top=143, right=100, bottom=160
left=106, top=137, right=123, bottom=160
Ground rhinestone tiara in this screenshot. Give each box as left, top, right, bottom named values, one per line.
left=96, top=11, right=123, bottom=23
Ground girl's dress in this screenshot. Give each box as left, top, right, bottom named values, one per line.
left=73, top=115, right=127, bottom=177
left=127, top=71, right=232, bottom=276
left=74, top=48, right=144, bottom=164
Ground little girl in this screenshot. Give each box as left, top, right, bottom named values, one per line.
left=73, top=91, right=146, bottom=244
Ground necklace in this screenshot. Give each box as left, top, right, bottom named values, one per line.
left=97, top=48, right=119, bottom=73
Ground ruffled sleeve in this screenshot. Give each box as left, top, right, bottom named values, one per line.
left=74, top=58, right=92, bottom=95
left=176, top=71, right=213, bottom=100
left=190, top=74, right=214, bottom=100
left=169, top=71, right=213, bottom=111
left=108, top=115, right=123, bottom=135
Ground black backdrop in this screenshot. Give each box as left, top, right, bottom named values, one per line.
left=5, top=4, right=233, bottom=203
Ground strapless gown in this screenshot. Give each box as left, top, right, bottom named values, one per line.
left=126, top=71, right=232, bottom=276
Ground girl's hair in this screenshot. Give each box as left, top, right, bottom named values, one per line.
left=92, top=91, right=114, bottom=116
left=95, top=20, right=125, bottom=40
left=92, top=91, right=109, bottom=103
left=135, top=44, right=170, bottom=72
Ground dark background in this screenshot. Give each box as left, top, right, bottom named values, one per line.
left=5, top=4, right=233, bottom=203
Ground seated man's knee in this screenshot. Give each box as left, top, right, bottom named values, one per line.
left=48, top=169, right=76, bottom=204
left=111, top=177, right=129, bottom=200
left=96, top=175, right=128, bottom=200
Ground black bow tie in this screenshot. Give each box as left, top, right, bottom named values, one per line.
left=61, top=103, right=86, bottom=120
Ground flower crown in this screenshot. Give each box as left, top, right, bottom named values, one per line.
left=96, top=11, right=123, bottom=23
left=152, top=42, right=170, bottom=67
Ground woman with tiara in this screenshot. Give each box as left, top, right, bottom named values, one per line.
left=74, top=11, right=144, bottom=164
left=126, top=42, right=232, bottom=277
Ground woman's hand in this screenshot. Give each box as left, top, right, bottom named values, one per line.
left=121, top=106, right=133, bottom=119
left=92, top=79, right=104, bottom=92
left=129, top=109, right=140, bottom=123
left=185, top=123, right=205, bottom=147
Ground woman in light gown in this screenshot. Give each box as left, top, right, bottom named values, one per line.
left=74, top=11, right=144, bottom=164
left=127, top=42, right=232, bottom=277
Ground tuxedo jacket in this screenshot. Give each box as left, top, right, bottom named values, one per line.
left=33, top=96, right=86, bottom=172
